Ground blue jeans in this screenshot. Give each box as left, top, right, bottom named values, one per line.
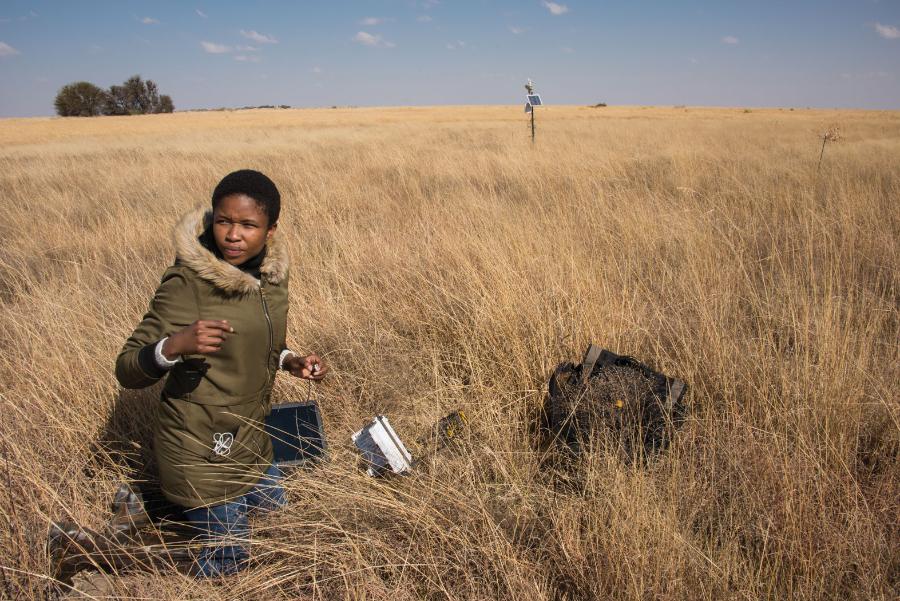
left=183, top=463, right=286, bottom=577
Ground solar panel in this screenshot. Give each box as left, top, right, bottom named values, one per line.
left=527, top=94, right=542, bottom=106
left=265, top=401, right=327, bottom=467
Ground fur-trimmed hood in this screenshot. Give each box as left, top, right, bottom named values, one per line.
left=173, top=206, right=289, bottom=295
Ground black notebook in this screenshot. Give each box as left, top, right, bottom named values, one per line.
left=265, top=401, right=327, bottom=467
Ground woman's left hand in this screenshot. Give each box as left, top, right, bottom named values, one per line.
left=283, top=353, right=329, bottom=381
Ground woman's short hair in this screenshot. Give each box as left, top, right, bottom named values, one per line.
left=212, top=169, right=281, bottom=227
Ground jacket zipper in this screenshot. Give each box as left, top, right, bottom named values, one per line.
left=260, top=283, right=274, bottom=375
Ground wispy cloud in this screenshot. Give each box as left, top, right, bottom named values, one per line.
left=721, top=35, right=739, bottom=45
left=1, top=10, right=35, bottom=23
left=196, top=9, right=208, bottom=19
left=561, top=46, right=574, bottom=53
left=509, top=25, right=528, bottom=34
left=874, top=22, right=900, bottom=39
left=141, top=17, right=159, bottom=25
left=201, top=41, right=230, bottom=54
left=840, top=70, right=894, bottom=81
left=234, top=54, right=260, bottom=63
left=360, top=17, right=389, bottom=26
left=240, top=29, right=278, bottom=44
left=446, top=40, right=466, bottom=50
left=312, top=66, right=323, bottom=74
left=0, top=41, right=20, bottom=57
left=417, top=15, right=433, bottom=23
left=542, top=1, right=569, bottom=16
left=354, top=31, right=395, bottom=48
left=236, top=45, right=259, bottom=52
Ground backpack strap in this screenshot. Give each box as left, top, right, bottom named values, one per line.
left=667, top=379, right=686, bottom=405
left=580, top=343, right=602, bottom=387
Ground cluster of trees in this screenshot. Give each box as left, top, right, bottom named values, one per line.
left=54, top=75, right=174, bottom=117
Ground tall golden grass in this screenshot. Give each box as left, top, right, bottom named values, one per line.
left=0, top=105, right=897, bottom=599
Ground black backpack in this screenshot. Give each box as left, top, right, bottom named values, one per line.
left=542, top=343, right=688, bottom=463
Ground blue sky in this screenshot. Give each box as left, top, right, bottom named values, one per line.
left=1, top=1, right=899, bottom=117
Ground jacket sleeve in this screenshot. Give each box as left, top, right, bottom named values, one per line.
left=115, top=268, right=198, bottom=389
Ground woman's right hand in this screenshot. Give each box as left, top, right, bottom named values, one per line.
left=161, top=320, right=233, bottom=360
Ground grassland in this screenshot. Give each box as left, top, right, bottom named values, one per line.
left=0, top=105, right=897, bottom=600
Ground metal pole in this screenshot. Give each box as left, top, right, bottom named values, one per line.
left=531, top=106, right=535, bottom=144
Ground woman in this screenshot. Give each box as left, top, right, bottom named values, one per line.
left=115, top=169, right=328, bottom=576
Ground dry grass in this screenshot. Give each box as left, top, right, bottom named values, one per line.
left=0, top=105, right=897, bottom=600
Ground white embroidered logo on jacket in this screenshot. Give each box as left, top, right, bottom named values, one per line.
left=212, top=432, right=234, bottom=456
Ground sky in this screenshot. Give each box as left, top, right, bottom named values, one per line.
left=1, top=0, right=899, bottom=117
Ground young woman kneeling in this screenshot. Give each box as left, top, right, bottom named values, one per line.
left=115, top=169, right=328, bottom=577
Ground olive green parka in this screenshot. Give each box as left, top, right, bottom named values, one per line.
left=115, top=206, right=289, bottom=508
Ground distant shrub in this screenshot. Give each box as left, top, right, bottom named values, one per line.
left=591, top=102, right=607, bottom=108
left=157, top=95, right=174, bottom=114
left=104, top=75, right=174, bottom=115
left=53, top=82, right=106, bottom=117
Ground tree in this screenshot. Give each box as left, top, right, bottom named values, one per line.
left=104, top=75, right=149, bottom=115
left=157, top=95, right=175, bottom=113
left=104, top=85, right=128, bottom=116
left=143, top=79, right=159, bottom=112
left=109, top=75, right=173, bottom=114
left=54, top=81, right=106, bottom=117
left=123, top=75, right=150, bottom=114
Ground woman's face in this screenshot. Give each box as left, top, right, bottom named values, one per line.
left=212, top=193, right=276, bottom=266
